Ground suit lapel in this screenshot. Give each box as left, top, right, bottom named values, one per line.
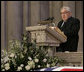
left=60, top=22, right=66, bottom=31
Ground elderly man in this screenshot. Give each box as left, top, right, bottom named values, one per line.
left=56, top=6, right=80, bottom=52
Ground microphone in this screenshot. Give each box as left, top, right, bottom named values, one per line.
left=51, top=17, right=54, bottom=21
left=44, top=17, right=54, bottom=21
left=44, top=17, right=51, bottom=21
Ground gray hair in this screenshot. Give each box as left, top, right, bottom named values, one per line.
left=61, top=6, right=72, bottom=12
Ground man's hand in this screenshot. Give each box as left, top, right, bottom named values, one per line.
left=49, top=26, right=55, bottom=29
left=61, top=31, right=64, bottom=34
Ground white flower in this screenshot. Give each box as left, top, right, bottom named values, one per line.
left=2, top=50, right=4, bottom=53
left=47, top=63, right=50, bottom=67
left=15, top=55, right=17, bottom=58
left=17, top=66, right=22, bottom=71
left=10, top=44, right=14, bottom=48
left=28, top=57, right=32, bottom=61
left=5, top=63, right=10, bottom=70
left=5, top=63, right=10, bottom=67
left=38, top=65, right=40, bottom=68
left=34, top=59, right=39, bottom=63
left=4, top=63, right=10, bottom=70
left=43, top=58, right=47, bottom=62
left=25, top=65, right=30, bottom=70
left=51, top=63, right=55, bottom=66
left=28, top=61, right=35, bottom=68
left=10, top=53, right=15, bottom=58
left=2, top=69, right=5, bottom=71
left=5, top=66, right=10, bottom=70
left=20, top=64, right=24, bottom=67
left=23, top=37, right=27, bottom=40
left=3, top=56, right=9, bottom=63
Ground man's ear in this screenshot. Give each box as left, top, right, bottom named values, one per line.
left=70, top=12, right=72, bottom=16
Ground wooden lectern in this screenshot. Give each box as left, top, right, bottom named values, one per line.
left=26, top=25, right=67, bottom=56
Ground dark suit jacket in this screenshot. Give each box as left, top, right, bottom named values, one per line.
left=56, top=17, right=80, bottom=52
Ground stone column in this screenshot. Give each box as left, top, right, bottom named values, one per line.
left=40, top=1, right=49, bottom=20
left=63, top=1, right=76, bottom=17
left=30, top=1, right=40, bottom=26
left=1, top=1, right=6, bottom=50
left=6, top=1, right=23, bottom=49
left=49, top=1, right=53, bottom=18
left=23, top=1, right=31, bottom=42
left=23, top=1, right=31, bottom=33
left=51, top=1, right=63, bottom=25
left=75, top=1, right=83, bottom=52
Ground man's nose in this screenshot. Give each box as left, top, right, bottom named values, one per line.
left=62, top=14, right=65, bottom=17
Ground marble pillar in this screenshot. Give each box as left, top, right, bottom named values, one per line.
left=6, top=1, right=23, bottom=49
left=31, top=1, right=40, bottom=26
left=23, top=1, right=31, bottom=33
left=1, top=1, right=6, bottom=50
left=75, top=1, right=83, bottom=52
left=49, top=1, right=53, bottom=18
left=40, top=1, right=49, bottom=21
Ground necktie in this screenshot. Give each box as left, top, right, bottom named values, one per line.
left=61, top=22, right=64, bottom=27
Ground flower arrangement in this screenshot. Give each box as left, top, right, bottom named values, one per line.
left=1, top=32, right=66, bottom=71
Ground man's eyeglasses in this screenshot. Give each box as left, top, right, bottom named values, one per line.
left=60, top=11, right=69, bottom=15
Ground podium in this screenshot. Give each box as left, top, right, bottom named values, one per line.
left=26, top=25, right=67, bottom=56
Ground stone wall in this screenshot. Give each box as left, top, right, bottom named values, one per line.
left=54, top=52, right=83, bottom=66
left=1, top=1, right=83, bottom=52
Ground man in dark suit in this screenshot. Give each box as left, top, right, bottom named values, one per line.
left=56, top=6, right=80, bottom=52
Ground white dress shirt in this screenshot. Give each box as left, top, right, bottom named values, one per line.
left=61, top=22, right=64, bottom=27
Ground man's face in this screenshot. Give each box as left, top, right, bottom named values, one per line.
left=61, top=9, right=72, bottom=21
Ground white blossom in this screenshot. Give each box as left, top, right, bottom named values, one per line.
left=17, top=66, right=22, bottom=71
left=2, top=50, right=4, bottom=53
left=52, top=63, right=55, bottom=66
left=47, top=63, right=50, bottom=67
left=34, top=59, right=39, bottom=63
left=28, top=61, right=35, bottom=68
left=38, top=65, right=40, bottom=68
left=15, top=55, right=17, bottom=58
left=5, top=63, right=10, bottom=67
left=3, top=56, right=9, bottom=63
left=28, top=57, right=32, bottom=61
left=10, top=53, right=15, bottom=58
left=5, top=66, right=10, bottom=70
left=25, top=65, right=30, bottom=70
left=43, top=58, right=47, bottom=62
left=5, top=63, right=10, bottom=70
left=20, top=54, right=24, bottom=58
left=1, top=50, right=8, bottom=56
left=23, top=37, right=27, bottom=40
left=2, top=69, right=5, bottom=71
left=20, top=64, right=24, bottom=67
left=10, top=44, right=14, bottom=49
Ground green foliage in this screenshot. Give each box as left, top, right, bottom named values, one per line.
left=1, top=32, right=66, bottom=71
